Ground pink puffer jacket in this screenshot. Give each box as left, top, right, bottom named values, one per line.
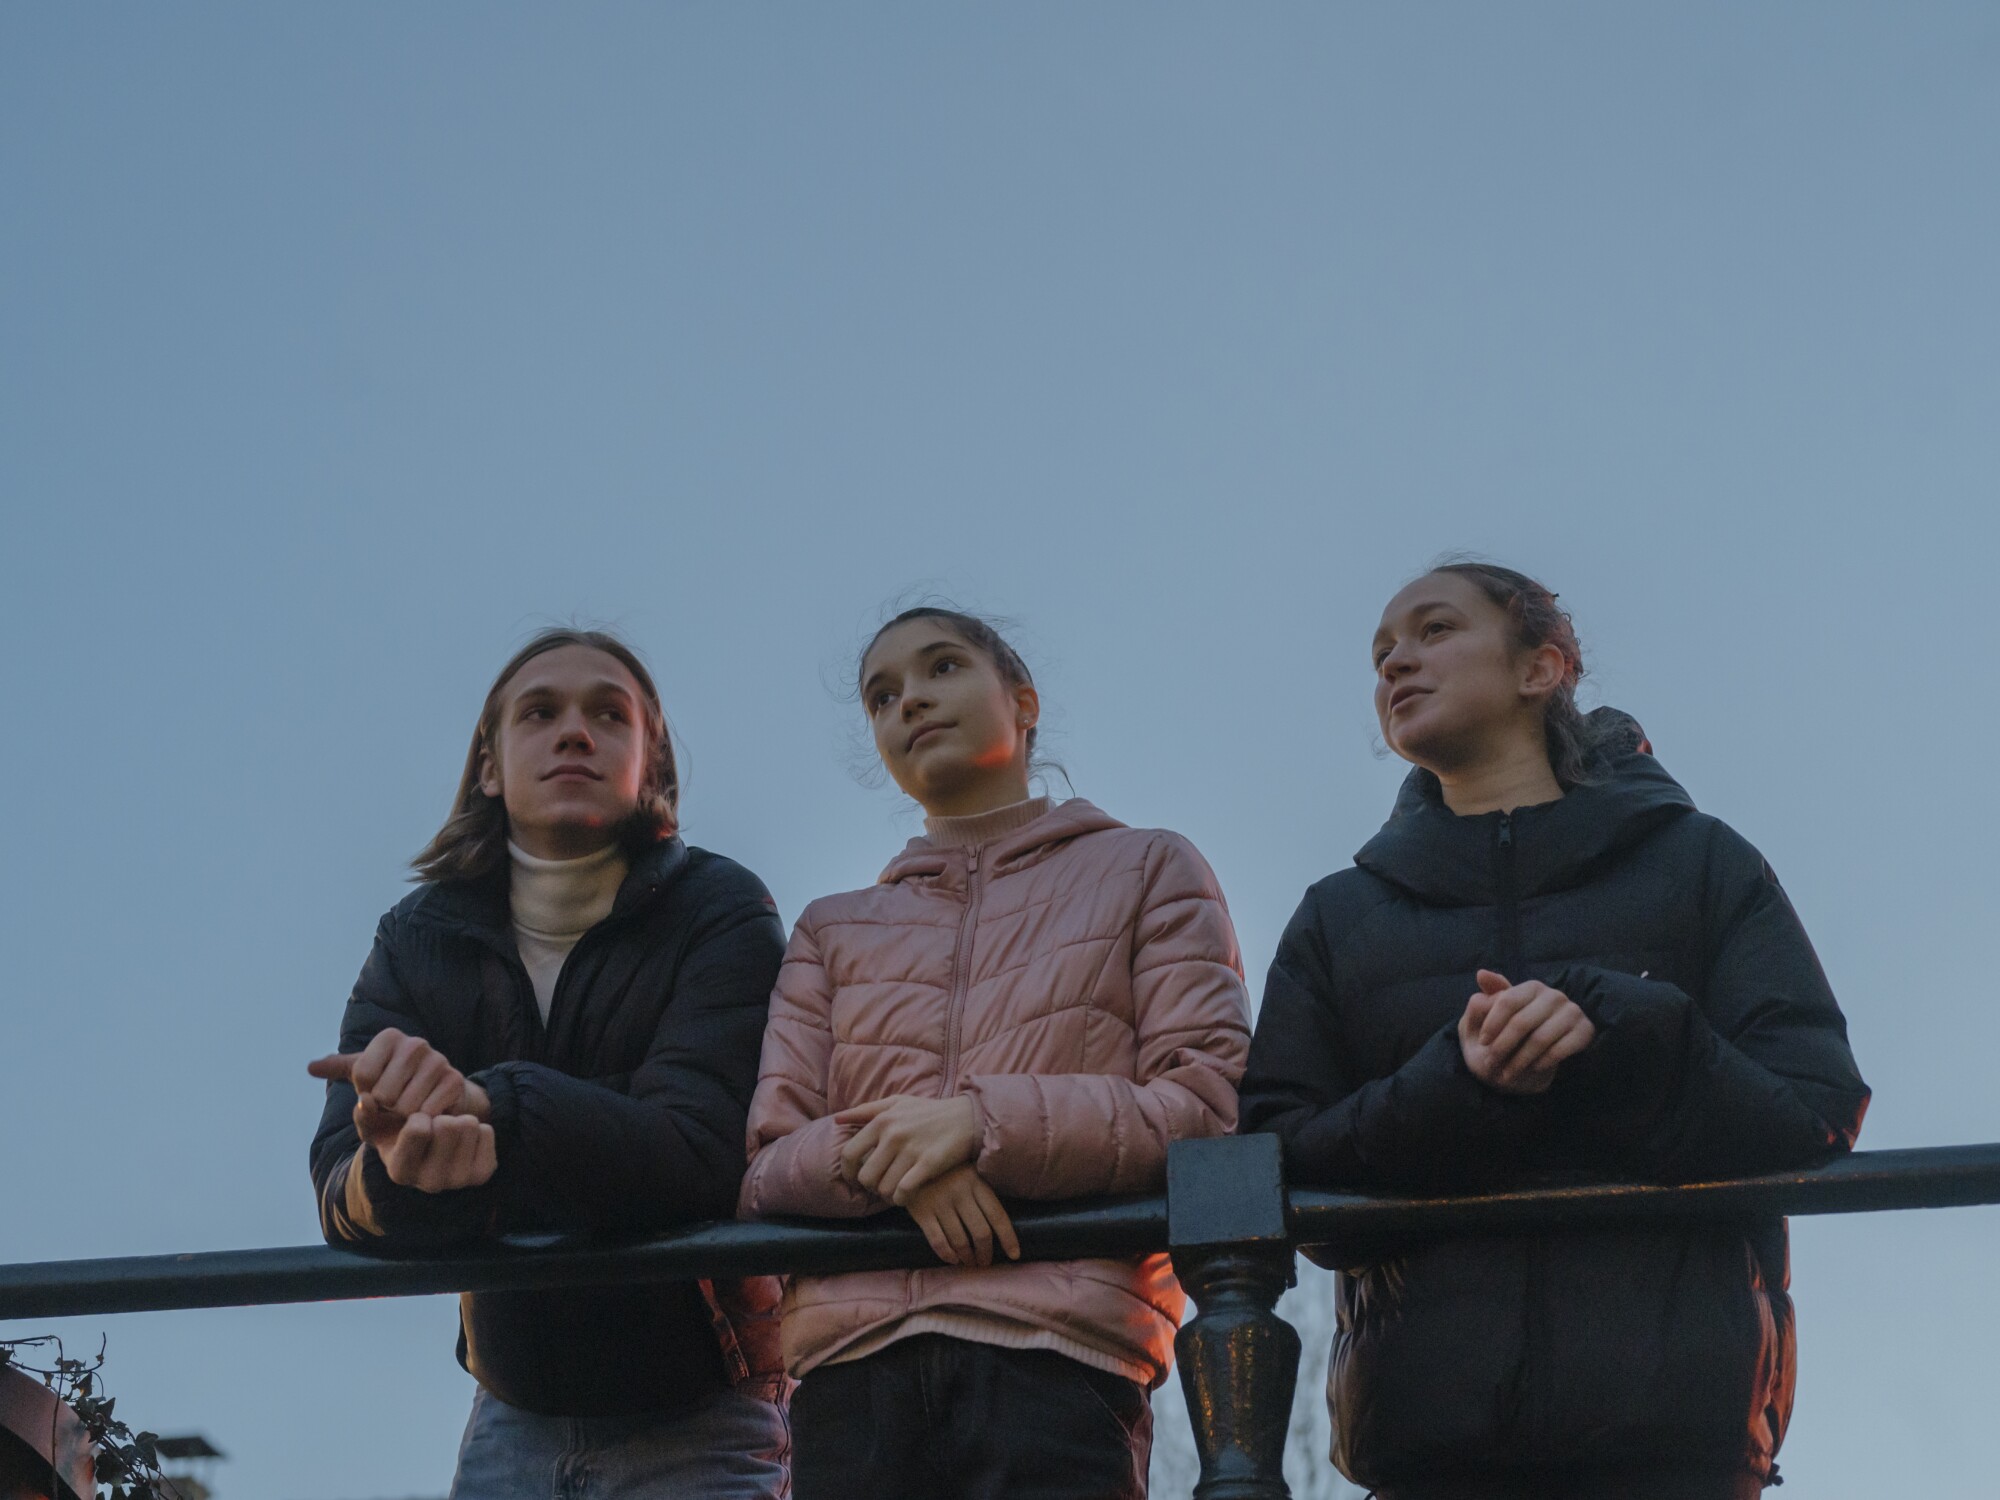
left=740, top=798, right=1251, bottom=1387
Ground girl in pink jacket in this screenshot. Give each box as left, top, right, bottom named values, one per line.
left=740, top=606, right=1252, bottom=1500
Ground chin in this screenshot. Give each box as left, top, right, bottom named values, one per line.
left=1386, top=723, right=1458, bottom=773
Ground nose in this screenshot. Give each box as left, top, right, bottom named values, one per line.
left=554, top=707, right=595, bottom=752
left=900, top=682, right=934, bottom=719
left=1379, top=640, right=1418, bottom=680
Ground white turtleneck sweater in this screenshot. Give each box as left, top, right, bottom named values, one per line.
left=507, top=840, right=629, bottom=1022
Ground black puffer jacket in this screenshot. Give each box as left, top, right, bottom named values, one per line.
left=1241, top=713, right=1868, bottom=1487
left=309, top=838, right=786, bottom=1417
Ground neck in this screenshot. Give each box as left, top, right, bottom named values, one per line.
left=919, top=770, right=1035, bottom=821
left=507, top=839, right=628, bottom=938
left=508, top=824, right=622, bottom=861
left=924, top=794, right=1053, bottom=849
left=1433, top=741, right=1564, bottom=817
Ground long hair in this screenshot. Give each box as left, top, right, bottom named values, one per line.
left=410, top=628, right=678, bottom=885
left=1429, top=560, right=1597, bottom=788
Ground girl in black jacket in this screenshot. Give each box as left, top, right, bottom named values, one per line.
left=1241, top=563, right=1869, bottom=1500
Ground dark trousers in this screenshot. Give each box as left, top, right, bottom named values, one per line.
left=1378, top=1471, right=1764, bottom=1500
left=790, top=1334, right=1152, bottom=1500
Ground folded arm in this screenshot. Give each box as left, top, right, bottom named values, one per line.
left=473, top=892, right=786, bottom=1231
left=964, top=835, right=1253, bottom=1200
left=739, top=919, right=888, bottom=1220
left=1550, top=825, right=1870, bottom=1180
left=309, top=918, right=498, bottom=1247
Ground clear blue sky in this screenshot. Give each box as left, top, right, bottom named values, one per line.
left=5, top=6, right=1997, bottom=1498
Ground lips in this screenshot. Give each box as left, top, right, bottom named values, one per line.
left=906, top=722, right=951, bottom=752
left=1388, top=686, right=1431, bottom=713
left=542, top=764, right=602, bottom=781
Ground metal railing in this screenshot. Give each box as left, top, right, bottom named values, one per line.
left=5, top=1138, right=1999, bottom=1498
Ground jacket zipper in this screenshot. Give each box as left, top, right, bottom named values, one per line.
left=939, top=848, right=984, bottom=1097
left=540, top=880, right=648, bottom=1056
left=1495, top=812, right=1522, bottom=977
left=1495, top=809, right=1543, bottom=1433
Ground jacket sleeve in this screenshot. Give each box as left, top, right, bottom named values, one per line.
left=469, top=878, right=787, bottom=1231
left=961, top=834, right=1252, bottom=1201
left=1550, top=823, right=1870, bottom=1181
left=308, top=915, right=497, bottom=1247
left=1238, top=885, right=1549, bottom=1192
left=738, top=915, right=887, bottom=1220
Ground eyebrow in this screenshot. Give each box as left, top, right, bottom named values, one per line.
left=860, top=639, right=965, bottom=699
left=1373, top=600, right=1462, bottom=648
left=510, top=679, right=640, bottom=706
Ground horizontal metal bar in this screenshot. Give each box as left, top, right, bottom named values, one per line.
left=0, top=1196, right=1167, bottom=1322
left=4, top=1145, right=1997, bottom=1323
left=1288, top=1142, right=2000, bottom=1245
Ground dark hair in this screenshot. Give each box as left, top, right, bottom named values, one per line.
left=858, top=605, right=1041, bottom=766
left=1428, top=560, right=1596, bottom=788
left=410, top=628, right=679, bottom=885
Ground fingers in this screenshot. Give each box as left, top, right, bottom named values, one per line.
left=969, top=1175, right=1021, bottom=1261
left=352, top=1093, right=404, bottom=1152
left=956, top=1194, right=995, bottom=1267
left=316, top=1032, right=470, bottom=1125
left=841, top=1119, right=888, bottom=1188
left=382, top=1112, right=498, bottom=1192
left=832, top=1096, right=902, bottom=1127
left=380, top=1109, right=433, bottom=1185
left=908, top=1200, right=957, bottom=1265
left=418, top=1068, right=466, bottom=1118
left=373, top=1035, right=458, bottom=1118
left=1460, top=991, right=1492, bottom=1044
left=1490, top=1003, right=1596, bottom=1093
left=906, top=1170, right=1011, bottom=1267
left=861, top=1140, right=923, bottom=1203
left=1479, top=983, right=1570, bottom=1052
left=428, top=1117, right=495, bottom=1191
left=1483, top=990, right=1556, bottom=1058
left=1475, top=969, right=1512, bottom=997
left=1476, top=985, right=1532, bottom=1047
left=1494, top=1007, right=1579, bottom=1085
left=887, top=1145, right=956, bottom=1206
left=345, top=1029, right=406, bottom=1095
left=469, top=1121, right=499, bottom=1186
left=1506, top=1013, right=1596, bottom=1084
left=912, top=1196, right=972, bottom=1265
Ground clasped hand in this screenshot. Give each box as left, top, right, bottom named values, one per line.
left=308, top=1028, right=497, bottom=1192
left=1458, top=970, right=1596, bottom=1095
left=835, top=1094, right=1017, bottom=1267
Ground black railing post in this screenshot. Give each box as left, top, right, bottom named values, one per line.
left=1168, top=1134, right=1301, bottom=1500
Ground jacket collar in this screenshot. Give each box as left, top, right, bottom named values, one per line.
left=878, top=797, right=1127, bottom=886
left=1353, top=708, right=1694, bottom=905
left=414, top=836, right=690, bottom=942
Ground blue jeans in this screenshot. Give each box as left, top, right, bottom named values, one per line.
left=448, top=1385, right=791, bottom=1500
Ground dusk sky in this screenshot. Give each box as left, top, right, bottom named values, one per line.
left=5, top=7, right=1998, bottom=1498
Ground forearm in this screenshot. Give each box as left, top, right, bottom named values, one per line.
left=314, top=1140, right=495, bottom=1246
left=473, top=1061, right=748, bottom=1229
left=1272, top=1027, right=1548, bottom=1191
left=1553, top=966, right=1866, bottom=1179
left=739, top=1113, right=888, bottom=1220
left=963, top=1056, right=1237, bottom=1200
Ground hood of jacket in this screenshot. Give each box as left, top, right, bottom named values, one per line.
left=877, top=797, right=1129, bottom=886
left=1355, top=708, right=1695, bottom=906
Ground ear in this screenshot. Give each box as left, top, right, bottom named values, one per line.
left=1516, top=642, right=1568, bottom=703
left=477, top=740, right=503, bottom=800
left=1013, top=681, right=1040, bottom=733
